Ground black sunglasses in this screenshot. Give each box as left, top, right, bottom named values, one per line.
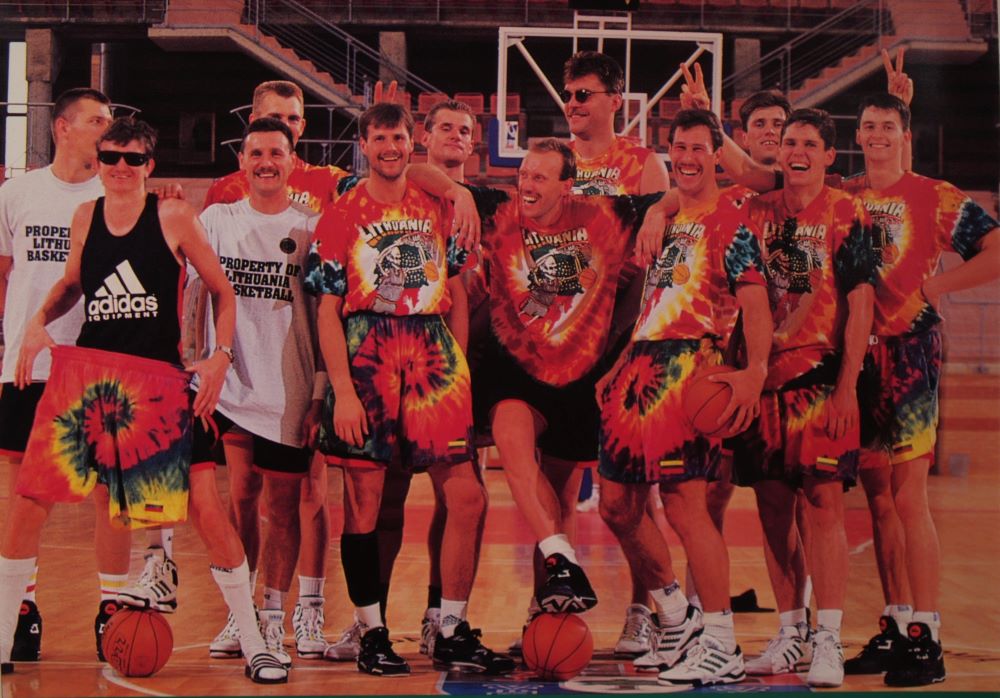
left=97, top=150, right=150, bottom=166
left=558, top=88, right=612, bottom=104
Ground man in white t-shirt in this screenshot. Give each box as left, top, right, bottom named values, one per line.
left=0, top=88, right=132, bottom=663
left=194, top=118, right=323, bottom=667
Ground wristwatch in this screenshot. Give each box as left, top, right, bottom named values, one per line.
left=214, top=344, right=235, bottom=363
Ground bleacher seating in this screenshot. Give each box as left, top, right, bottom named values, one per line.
left=454, top=92, right=485, bottom=114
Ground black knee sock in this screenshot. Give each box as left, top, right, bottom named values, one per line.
left=340, top=531, right=380, bottom=608
left=379, top=582, right=390, bottom=624
left=427, top=585, right=442, bottom=610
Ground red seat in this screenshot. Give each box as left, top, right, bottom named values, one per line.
left=417, top=92, right=449, bottom=114
left=489, top=93, right=521, bottom=115
left=658, top=98, right=682, bottom=119
left=463, top=153, right=482, bottom=178
left=454, top=92, right=485, bottom=114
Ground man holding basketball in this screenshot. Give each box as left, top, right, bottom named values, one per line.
left=599, top=109, right=771, bottom=687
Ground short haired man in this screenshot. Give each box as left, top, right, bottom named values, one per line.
left=0, top=117, right=287, bottom=683
left=598, top=109, right=772, bottom=687
left=0, top=88, right=137, bottom=663
left=841, top=93, right=999, bottom=686
left=306, top=103, right=512, bottom=676
left=195, top=117, right=324, bottom=669
left=731, top=109, right=877, bottom=688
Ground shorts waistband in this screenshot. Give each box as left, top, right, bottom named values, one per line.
left=54, top=345, right=188, bottom=382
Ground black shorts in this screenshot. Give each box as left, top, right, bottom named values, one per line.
left=0, top=382, right=46, bottom=456
left=473, top=334, right=601, bottom=463
left=191, top=412, right=311, bottom=479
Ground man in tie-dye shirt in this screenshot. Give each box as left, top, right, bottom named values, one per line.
left=305, top=103, right=513, bottom=677
left=730, top=109, right=877, bottom=688
left=839, top=93, right=999, bottom=687
left=598, top=109, right=772, bottom=687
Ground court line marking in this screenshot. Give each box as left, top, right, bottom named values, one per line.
left=102, top=665, right=175, bottom=697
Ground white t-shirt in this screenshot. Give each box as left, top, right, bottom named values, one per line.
left=0, top=167, right=103, bottom=382
left=195, top=199, right=319, bottom=447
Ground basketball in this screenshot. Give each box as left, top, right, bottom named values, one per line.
left=522, top=613, right=593, bottom=681
left=102, top=608, right=173, bottom=677
left=682, top=364, right=738, bottom=437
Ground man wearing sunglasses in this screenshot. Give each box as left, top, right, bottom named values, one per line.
left=0, top=88, right=143, bottom=666
left=560, top=50, right=672, bottom=659
left=0, top=116, right=288, bottom=683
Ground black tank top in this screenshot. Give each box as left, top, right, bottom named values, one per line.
left=76, top=194, right=184, bottom=364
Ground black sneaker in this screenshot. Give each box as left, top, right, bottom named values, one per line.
left=433, top=621, right=516, bottom=674
left=95, top=599, right=122, bottom=661
left=537, top=554, right=597, bottom=613
left=1, top=662, right=12, bottom=675
left=357, top=626, right=410, bottom=676
left=844, top=615, right=904, bottom=674
left=884, top=622, right=945, bottom=687
left=11, top=600, right=41, bottom=661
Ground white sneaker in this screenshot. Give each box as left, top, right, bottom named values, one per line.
left=292, top=597, right=327, bottom=659
left=746, top=623, right=812, bottom=675
left=657, top=633, right=746, bottom=687
left=258, top=609, right=292, bottom=669
left=323, top=620, right=361, bottom=661
left=209, top=612, right=243, bottom=658
left=117, top=546, right=178, bottom=613
left=807, top=630, right=845, bottom=688
left=614, top=604, right=656, bottom=656
left=634, top=605, right=703, bottom=672
left=419, top=608, right=440, bottom=656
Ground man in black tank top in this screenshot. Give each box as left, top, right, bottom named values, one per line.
left=0, top=118, right=287, bottom=683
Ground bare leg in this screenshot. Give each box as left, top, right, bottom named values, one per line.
left=859, top=453, right=912, bottom=607
left=662, top=479, right=730, bottom=612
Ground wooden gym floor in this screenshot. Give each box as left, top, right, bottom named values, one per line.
left=1, top=427, right=998, bottom=696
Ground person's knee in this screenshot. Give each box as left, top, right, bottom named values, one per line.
left=442, top=475, right=487, bottom=521
left=803, top=482, right=844, bottom=527
left=265, top=480, right=302, bottom=529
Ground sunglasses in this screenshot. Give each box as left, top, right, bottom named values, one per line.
left=97, top=150, right=151, bottom=166
left=558, top=88, right=613, bottom=104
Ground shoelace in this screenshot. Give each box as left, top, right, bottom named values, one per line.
left=813, top=635, right=841, bottom=670
left=621, top=613, right=651, bottom=642
left=296, top=607, right=324, bottom=641
left=336, top=623, right=360, bottom=644
left=218, top=613, right=239, bottom=640
left=136, top=556, right=162, bottom=586
left=679, top=641, right=710, bottom=669
left=263, top=618, right=285, bottom=652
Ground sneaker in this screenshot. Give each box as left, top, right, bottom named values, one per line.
left=11, top=600, right=41, bottom=662
left=745, top=623, right=812, bottom=675
left=844, top=615, right=904, bottom=674
left=324, top=620, right=361, bottom=661
left=537, top=554, right=598, bottom=613
left=94, top=600, right=122, bottom=661
left=420, top=608, right=440, bottom=657
left=210, top=612, right=243, bottom=659
left=292, top=597, right=327, bottom=659
left=807, top=630, right=845, bottom=688
left=117, top=546, right=178, bottom=613
left=884, top=622, right=945, bottom=687
left=258, top=609, right=292, bottom=668
left=634, top=605, right=703, bottom=672
left=357, top=625, right=410, bottom=676
left=433, top=621, right=516, bottom=674
left=244, top=651, right=288, bottom=684
left=614, top=604, right=656, bottom=657
left=657, top=633, right=746, bottom=687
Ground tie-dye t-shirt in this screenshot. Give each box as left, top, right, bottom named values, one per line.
left=842, top=172, right=998, bottom=336
left=203, top=156, right=354, bottom=214
left=483, top=193, right=661, bottom=386
left=634, top=186, right=767, bottom=342
left=571, top=136, right=652, bottom=196
left=746, top=186, right=876, bottom=390
left=304, top=180, right=464, bottom=316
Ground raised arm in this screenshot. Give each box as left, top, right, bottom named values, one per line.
left=882, top=47, right=913, bottom=171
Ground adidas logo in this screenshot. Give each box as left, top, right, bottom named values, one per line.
left=87, top=260, right=159, bottom=321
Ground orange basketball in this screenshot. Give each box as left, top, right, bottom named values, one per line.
left=682, top=364, right=738, bottom=437
left=424, top=261, right=439, bottom=282
left=102, top=608, right=173, bottom=677
left=522, top=613, right=593, bottom=681
left=673, top=263, right=690, bottom=285
left=579, top=268, right=597, bottom=289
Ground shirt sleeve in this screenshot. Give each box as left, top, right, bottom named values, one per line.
left=937, top=182, right=999, bottom=260
left=724, top=217, right=768, bottom=294
left=303, top=208, right=348, bottom=297
left=0, top=185, right=13, bottom=257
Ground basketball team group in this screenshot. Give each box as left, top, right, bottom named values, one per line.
left=0, top=46, right=997, bottom=691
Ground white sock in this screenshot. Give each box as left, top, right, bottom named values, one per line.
left=816, top=609, right=843, bottom=637
left=779, top=607, right=808, bottom=630
left=23, top=567, right=38, bottom=603
left=538, top=534, right=577, bottom=564
left=249, top=568, right=258, bottom=595
left=298, top=575, right=324, bottom=600
left=439, top=598, right=468, bottom=638
left=803, top=575, right=813, bottom=609
left=703, top=610, right=737, bottom=653
left=912, top=610, right=941, bottom=642
left=650, top=580, right=688, bottom=627
left=0, top=557, right=38, bottom=662
left=885, top=604, right=913, bottom=627
left=159, top=528, right=174, bottom=559
left=99, top=572, right=129, bottom=602
left=262, top=586, right=284, bottom=611
left=356, top=603, right=383, bottom=630
left=210, top=559, right=265, bottom=658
